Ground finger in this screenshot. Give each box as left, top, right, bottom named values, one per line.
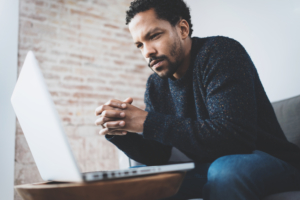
left=95, top=116, right=115, bottom=126
left=95, top=105, right=121, bottom=116
left=99, top=128, right=127, bottom=136
left=110, top=130, right=127, bottom=136
left=101, top=110, right=125, bottom=118
left=104, top=99, right=124, bottom=109
left=123, top=97, right=133, bottom=105
left=104, top=121, right=125, bottom=129
left=110, top=129, right=127, bottom=135
left=99, top=128, right=109, bottom=135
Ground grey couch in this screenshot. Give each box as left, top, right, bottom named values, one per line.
left=129, top=95, right=300, bottom=200
left=263, top=95, right=300, bottom=200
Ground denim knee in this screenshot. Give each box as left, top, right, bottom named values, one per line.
left=207, top=154, right=247, bottom=186
left=204, top=154, right=260, bottom=200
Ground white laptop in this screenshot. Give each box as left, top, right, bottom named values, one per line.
left=11, top=51, right=195, bottom=182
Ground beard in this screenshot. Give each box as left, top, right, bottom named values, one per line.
left=148, top=37, right=184, bottom=79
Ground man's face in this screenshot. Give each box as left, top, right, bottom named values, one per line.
left=129, top=9, right=184, bottom=79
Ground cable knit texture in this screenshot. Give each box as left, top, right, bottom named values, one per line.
left=106, top=36, right=300, bottom=169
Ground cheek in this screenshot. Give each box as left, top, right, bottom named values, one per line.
left=156, top=39, right=172, bottom=57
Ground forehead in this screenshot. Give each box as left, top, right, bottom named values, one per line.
left=128, top=8, right=172, bottom=41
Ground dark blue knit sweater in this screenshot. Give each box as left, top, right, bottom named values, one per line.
left=106, top=36, right=300, bottom=169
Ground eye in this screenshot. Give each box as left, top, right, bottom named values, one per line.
left=137, top=43, right=143, bottom=49
left=150, top=33, right=160, bottom=40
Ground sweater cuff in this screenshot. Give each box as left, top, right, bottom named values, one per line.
left=143, top=111, right=168, bottom=143
left=105, top=135, right=116, bottom=141
left=105, top=134, right=129, bottom=142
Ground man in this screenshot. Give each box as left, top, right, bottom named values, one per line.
left=94, top=0, right=300, bottom=199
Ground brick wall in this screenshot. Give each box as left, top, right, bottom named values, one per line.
left=15, top=0, right=151, bottom=199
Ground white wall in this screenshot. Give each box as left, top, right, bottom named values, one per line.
left=0, top=0, right=19, bottom=199
left=187, top=0, right=300, bottom=102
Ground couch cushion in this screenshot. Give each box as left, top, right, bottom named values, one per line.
left=272, top=95, right=300, bottom=147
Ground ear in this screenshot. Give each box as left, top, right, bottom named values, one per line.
left=177, top=19, right=190, bottom=39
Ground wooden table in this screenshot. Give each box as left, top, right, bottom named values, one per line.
left=15, top=172, right=185, bottom=200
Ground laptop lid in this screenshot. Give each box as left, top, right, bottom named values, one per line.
left=11, top=51, right=83, bottom=182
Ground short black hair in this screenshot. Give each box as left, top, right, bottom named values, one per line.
left=126, top=0, right=193, bottom=37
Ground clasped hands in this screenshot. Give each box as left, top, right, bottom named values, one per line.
left=94, top=97, right=148, bottom=135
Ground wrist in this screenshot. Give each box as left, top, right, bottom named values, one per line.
left=138, top=111, right=148, bottom=132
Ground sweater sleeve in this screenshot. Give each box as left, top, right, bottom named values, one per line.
left=143, top=38, right=258, bottom=161
left=105, top=133, right=172, bottom=165
left=105, top=88, right=172, bottom=166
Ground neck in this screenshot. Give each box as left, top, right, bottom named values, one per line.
left=172, top=37, right=193, bottom=80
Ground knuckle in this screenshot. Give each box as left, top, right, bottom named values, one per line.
left=99, top=105, right=104, bottom=111
left=105, top=100, right=111, bottom=105
left=103, top=128, right=108, bottom=134
left=95, top=107, right=100, bottom=115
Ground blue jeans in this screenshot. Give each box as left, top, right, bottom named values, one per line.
left=161, top=150, right=300, bottom=200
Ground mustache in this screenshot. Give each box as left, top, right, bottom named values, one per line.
left=148, top=55, right=168, bottom=67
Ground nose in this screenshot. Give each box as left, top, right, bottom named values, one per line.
left=143, top=43, right=156, bottom=59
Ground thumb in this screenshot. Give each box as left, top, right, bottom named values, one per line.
left=123, top=97, right=133, bottom=105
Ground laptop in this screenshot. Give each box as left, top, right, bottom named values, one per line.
left=11, top=51, right=195, bottom=182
